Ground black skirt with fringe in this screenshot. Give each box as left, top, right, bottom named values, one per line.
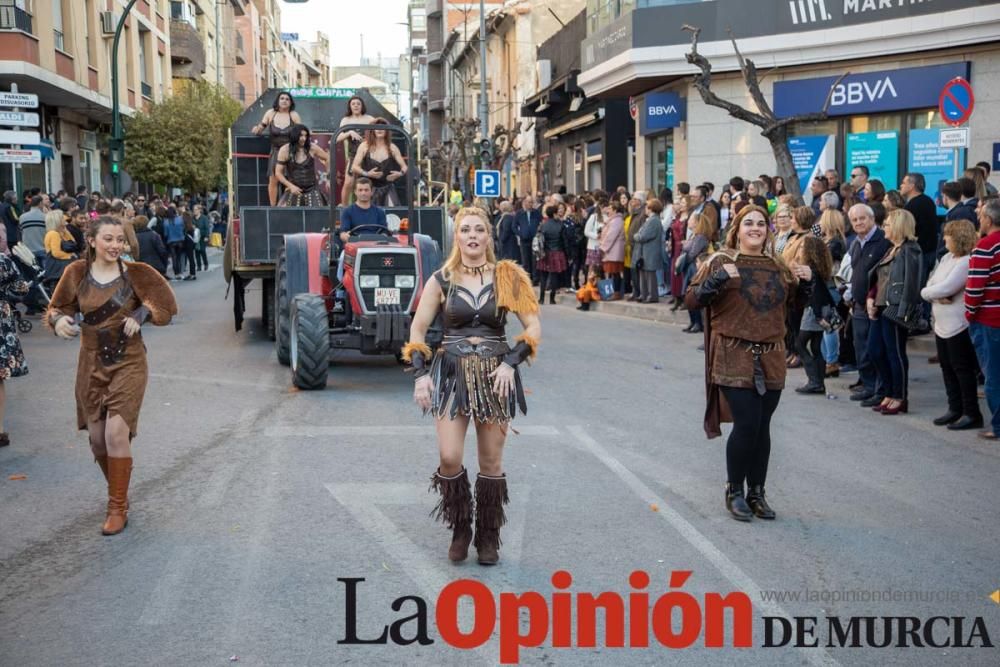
left=430, top=337, right=527, bottom=424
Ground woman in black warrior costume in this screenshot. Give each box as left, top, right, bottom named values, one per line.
left=275, top=124, right=330, bottom=207
left=404, top=207, right=541, bottom=565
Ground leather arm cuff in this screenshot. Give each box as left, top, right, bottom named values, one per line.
left=694, top=269, right=732, bottom=306
left=402, top=342, right=432, bottom=379
left=503, top=333, right=539, bottom=367
left=130, top=306, right=150, bottom=325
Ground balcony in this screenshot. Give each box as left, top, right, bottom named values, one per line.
left=169, top=18, right=205, bottom=80
left=0, top=5, right=32, bottom=33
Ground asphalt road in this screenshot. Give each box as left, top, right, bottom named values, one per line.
left=2, top=254, right=998, bottom=666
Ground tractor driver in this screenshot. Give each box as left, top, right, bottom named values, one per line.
left=336, top=177, right=389, bottom=284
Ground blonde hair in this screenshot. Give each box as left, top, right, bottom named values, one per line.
left=441, top=207, right=496, bottom=280
left=819, top=208, right=846, bottom=242
left=884, top=208, right=917, bottom=245
left=45, top=209, right=65, bottom=233
left=942, top=219, right=977, bottom=257
left=690, top=212, right=714, bottom=239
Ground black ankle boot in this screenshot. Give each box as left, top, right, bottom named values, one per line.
left=577, top=302, right=591, bottom=311
left=745, top=484, right=776, bottom=519
left=725, top=483, right=752, bottom=521
left=549, top=291, right=557, bottom=305
left=474, top=473, right=509, bottom=565
left=430, top=468, right=473, bottom=562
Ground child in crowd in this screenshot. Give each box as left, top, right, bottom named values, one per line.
left=576, top=267, right=603, bottom=311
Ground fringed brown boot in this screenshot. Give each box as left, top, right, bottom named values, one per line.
left=430, top=468, right=473, bottom=562
left=474, top=472, right=509, bottom=565
left=102, top=457, right=132, bottom=536
left=95, top=455, right=109, bottom=481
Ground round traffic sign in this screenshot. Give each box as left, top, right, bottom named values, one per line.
left=628, top=96, right=638, bottom=121
left=939, top=77, right=974, bottom=127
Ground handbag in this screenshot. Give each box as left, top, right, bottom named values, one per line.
left=532, top=229, right=546, bottom=263
left=818, top=305, right=844, bottom=333
left=597, top=278, right=616, bottom=300
left=882, top=302, right=926, bottom=331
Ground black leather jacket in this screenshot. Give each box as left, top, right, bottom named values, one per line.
left=539, top=219, right=565, bottom=252
left=868, top=240, right=922, bottom=313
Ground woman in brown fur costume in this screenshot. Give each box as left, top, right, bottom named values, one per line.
left=47, top=216, right=178, bottom=536
left=405, top=207, right=541, bottom=565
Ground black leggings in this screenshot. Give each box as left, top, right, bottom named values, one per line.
left=721, top=387, right=781, bottom=488
left=797, top=330, right=824, bottom=387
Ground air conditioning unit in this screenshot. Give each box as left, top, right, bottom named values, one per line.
left=536, top=60, right=552, bottom=90
left=100, top=11, right=117, bottom=35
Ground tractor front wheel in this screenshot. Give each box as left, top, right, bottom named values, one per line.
left=290, top=294, right=330, bottom=390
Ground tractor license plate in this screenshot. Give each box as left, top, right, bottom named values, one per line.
left=374, top=288, right=401, bottom=306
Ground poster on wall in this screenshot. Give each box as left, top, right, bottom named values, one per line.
left=846, top=131, right=899, bottom=190
left=787, top=135, right=835, bottom=203
left=908, top=128, right=965, bottom=216
left=666, top=147, right=674, bottom=190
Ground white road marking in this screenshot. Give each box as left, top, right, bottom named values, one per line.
left=566, top=425, right=840, bottom=667
left=266, top=424, right=560, bottom=438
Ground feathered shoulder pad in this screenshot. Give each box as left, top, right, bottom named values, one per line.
left=494, top=260, right=538, bottom=314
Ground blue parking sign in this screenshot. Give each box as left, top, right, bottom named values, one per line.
left=474, top=170, right=501, bottom=197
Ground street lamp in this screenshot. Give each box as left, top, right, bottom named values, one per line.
left=110, top=0, right=140, bottom=196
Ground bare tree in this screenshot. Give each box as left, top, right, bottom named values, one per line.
left=489, top=121, right=522, bottom=170
left=683, top=25, right=847, bottom=203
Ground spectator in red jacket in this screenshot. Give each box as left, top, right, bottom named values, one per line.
left=966, top=198, right=1000, bottom=440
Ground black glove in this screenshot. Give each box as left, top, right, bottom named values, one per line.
left=410, top=351, right=429, bottom=379
left=502, top=340, right=534, bottom=368
left=694, top=268, right=733, bottom=306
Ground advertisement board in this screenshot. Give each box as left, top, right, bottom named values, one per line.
left=845, top=131, right=899, bottom=188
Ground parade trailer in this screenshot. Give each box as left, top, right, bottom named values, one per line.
left=224, top=88, right=448, bottom=389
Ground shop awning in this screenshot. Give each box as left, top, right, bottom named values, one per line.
left=543, top=112, right=599, bottom=139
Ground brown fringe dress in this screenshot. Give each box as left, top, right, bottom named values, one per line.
left=47, top=260, right=178, bottom=438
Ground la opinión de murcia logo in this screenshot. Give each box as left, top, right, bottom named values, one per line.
left=337, top=571, right=994, bottom=663
left=790, top=0, right=936, bottom=25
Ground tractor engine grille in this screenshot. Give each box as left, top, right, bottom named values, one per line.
left=358, top=252, right=417, bottom=312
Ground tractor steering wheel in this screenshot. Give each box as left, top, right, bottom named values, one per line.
left=348, top=224, right=395, bottom=238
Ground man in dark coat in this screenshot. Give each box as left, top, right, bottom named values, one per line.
left=902, top=171, right=940, bottom=323
left=847, top=203, right=892, bottom=404
left=514, top=195, right=540, bottom=280
left=496, top=201, right=520, bottom=261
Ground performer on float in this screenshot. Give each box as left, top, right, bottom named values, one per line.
left=338, top=95, right=374, bottom=204
left=405, top=207, right=541, bottom=565
left=251, top=91, right=302, bottom=206
left=47, top=215, right=178, bottom=536
left=275, top=124, right=330, bottom=207
left=685, top=205, right=811, bottom=522
left=351, top=118, right=408, bottom=207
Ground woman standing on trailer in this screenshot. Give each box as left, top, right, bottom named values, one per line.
left=47, top=215, right=177, bottom=535
left=275, top=124, right=330, bottom=207
left=338, top=95, right=375, bottom=204
left=404, top=207, right=541, bottom=566
left=351, top=118, right=408, bottom=207
left=251, top=91, right=302, bottom=206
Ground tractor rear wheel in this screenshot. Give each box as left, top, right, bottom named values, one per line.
left=290, top=294, right=330, bottom=390
left=275, top=247, right=291, bottom=365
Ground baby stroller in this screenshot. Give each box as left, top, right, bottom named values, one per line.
left=8, top=243, right=50, bottom=334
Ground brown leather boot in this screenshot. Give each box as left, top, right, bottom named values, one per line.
left=102, top=457, right=132, bottom=536
left=430, top=468, right=473, bottom=562
left=474, top=473, right=509, bottom=565
left=95, top=455, right=109, bottom=482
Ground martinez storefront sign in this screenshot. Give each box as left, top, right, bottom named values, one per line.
left=641, top=92, right=685, bottom=135
left=773, top=62, right=970, bottom=118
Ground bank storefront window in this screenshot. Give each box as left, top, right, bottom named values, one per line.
left=648, top=134, right=673, bottom=194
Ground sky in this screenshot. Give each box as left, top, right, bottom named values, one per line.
left=278, top=0, right=412, bottom=67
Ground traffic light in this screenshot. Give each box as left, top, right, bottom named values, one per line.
left=479, top=138, right=493, bottom=166
left=109, top=137, right=125, bottom=174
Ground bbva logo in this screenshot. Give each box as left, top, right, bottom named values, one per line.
left=648, top=105, right=678, bottom=116
left=830, top=77, right=898, bottom=107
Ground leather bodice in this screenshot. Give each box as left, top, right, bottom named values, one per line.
left=435, top=271, right=507, bottom=338
left=362, top=153, right=395, bottom=189
left=269, top=122, right=292, bottom=149
left=281, top=152, right=317, bottom=190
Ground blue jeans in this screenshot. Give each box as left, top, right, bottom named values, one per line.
left=867, top=315, right=909, bottom=400
left=821, top=330, right=839, bottom=364
left=852, top=314, right=880, bottom=394
left=970, top=321, right=1000, bottom=433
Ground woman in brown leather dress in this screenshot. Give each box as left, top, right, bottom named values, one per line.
left=251, top=91, right=302, bottom=206
left=404, top=207, right=541, bottom=566
left=351, top=118, right=407, bottom=207
left=275, top=124, right=330, bottom=207
left=47, top=216, right=178, bottom=536
left=686, top=205, right=811, bottom=523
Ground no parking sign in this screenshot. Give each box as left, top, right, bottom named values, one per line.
left=939, top=78, right=975, bottom=127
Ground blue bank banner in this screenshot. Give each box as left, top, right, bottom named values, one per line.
left=666, top=147, right=674, bottom=189
left=642, top=92, right=686, bottom=135
left=774, top=62, right=970, bottom=118
left=909, top=129, right=964, bottom=216
left=788, top=135, right=835, bottom=200
left=846, top=131, right=899, bottom=188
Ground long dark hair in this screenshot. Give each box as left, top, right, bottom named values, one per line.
left=272, top=91, right=295, bottom=112
left=344, top=95, right=367, bottom=117
left=287, top=124, right=311, bottom=158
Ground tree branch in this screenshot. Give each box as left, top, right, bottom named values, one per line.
left=683, top=24, right=768, bottom=127
left=727, top=28, right=775, bottom=119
